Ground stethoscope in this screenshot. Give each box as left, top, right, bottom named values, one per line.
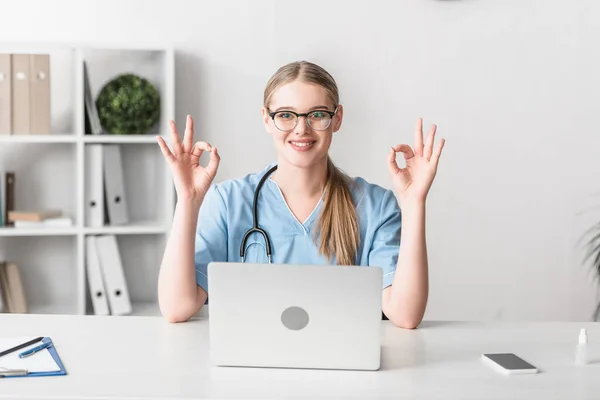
left=239, top=164, right=278, bottom=263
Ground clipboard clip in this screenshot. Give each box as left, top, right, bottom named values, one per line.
left=0, top=367, right=29, bottom=377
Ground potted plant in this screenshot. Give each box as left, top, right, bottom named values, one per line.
left=96, top=73, right=161, bottom=135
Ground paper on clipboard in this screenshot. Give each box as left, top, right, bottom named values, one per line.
left=0, top=337, right=61, bottom=373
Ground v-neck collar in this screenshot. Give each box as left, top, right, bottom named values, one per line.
left=267, top=178, right=323, bottom=229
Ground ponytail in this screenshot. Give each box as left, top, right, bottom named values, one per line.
left=316, top=156, right=360, bottom=265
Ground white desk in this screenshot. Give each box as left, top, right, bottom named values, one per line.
left=0, top=314, right=599, bottom=399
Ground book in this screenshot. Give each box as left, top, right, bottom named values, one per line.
left=0, top=261, right=27, bottom=313
left=8, top=210, right=62, bottom=222
left=4, top=172, right=14, bottom=226
left=13, top=217, right=72, bottom=228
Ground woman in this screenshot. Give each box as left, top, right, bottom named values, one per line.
left=156, top=61, right=445, bottom=328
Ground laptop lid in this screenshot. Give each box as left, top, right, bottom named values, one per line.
left=207, top=262, right=383, bottom=371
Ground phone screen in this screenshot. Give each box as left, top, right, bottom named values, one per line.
left=483, top=353, right=536, bottom=370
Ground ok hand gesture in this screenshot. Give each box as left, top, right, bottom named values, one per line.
left=157, top=115, right=220, bottom=202
left=388, top=118, right=445, bottom=204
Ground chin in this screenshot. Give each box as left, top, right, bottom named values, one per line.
left=282, top=146, right=327, bottom=169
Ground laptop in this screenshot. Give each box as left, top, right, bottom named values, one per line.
left=207, top=262, right=383, bottom=371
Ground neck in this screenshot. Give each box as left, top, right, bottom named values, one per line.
left=272, top=156, right=328, bottom=199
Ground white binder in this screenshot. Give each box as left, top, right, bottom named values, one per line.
left=103, top=145, right=129, bottom=225
left=85, top=145, right=105, bottom=227
left=85, top=236, right=110, bottom=315
left=95, top=234, right=131, bottom=315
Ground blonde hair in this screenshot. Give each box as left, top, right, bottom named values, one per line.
left=264, top=61, right=359, bottom=265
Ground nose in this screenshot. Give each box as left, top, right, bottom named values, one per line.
left=293, top=116, right=310, bottom=135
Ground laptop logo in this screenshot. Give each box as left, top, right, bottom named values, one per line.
left=281, top=306, right=309, bottom=331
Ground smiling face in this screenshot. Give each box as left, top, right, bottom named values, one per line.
left=262, top=79, right=343, bottom=169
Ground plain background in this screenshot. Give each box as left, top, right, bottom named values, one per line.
left=1, top=0, right=599, bottom=322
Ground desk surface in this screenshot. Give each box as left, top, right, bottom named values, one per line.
left=0, top=314, right=599, bottom=400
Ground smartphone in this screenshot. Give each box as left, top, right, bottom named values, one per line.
left=481, top=353, right=539, bottom=374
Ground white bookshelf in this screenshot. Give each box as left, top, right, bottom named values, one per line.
left=0, top=44, right=176, bottom=317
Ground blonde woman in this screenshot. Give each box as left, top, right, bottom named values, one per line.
left=157, top=61, right=445, bottom=328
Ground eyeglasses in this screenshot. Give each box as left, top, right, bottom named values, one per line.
left=268, top=107, right=337, bottom=132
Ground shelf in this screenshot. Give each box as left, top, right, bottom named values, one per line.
left=0, top=135, right=163, bottom=144
left=0, top=222, right=168, bottom=236
left=0, top=226, right=78, bottom=237
left=0, top=134, right=77, bottom=143
left=84, top=135, right=160, bottom=144
left=83, top=221, right=168, bottom=235
left=28, top=302, right=78, bottom=315
left=0, top=44, right=175, bottom=318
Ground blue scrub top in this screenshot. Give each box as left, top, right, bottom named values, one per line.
left=194, top=162, right=402, bottom=293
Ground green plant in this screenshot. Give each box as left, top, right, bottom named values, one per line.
left=96, top=73, right=160, bottom=135
left=583, top=221, right=600, bottom=321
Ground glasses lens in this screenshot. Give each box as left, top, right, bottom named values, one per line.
left=274, top=112, right=297, bottom=131
left=308, top=111, right=332, bottom=130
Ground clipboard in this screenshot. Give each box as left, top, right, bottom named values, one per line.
left=0, top=337, right=67, bottom=378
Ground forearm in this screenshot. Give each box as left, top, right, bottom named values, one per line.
left=158, top=198, right=205, bottom=322
left=384, top=200, right=428, bottom=329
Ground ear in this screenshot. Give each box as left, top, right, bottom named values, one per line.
left=261, top=106, right=274, bottom=134
left=332, top=104, right=343, bottom=132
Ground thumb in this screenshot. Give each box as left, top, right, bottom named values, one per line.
left=205, top=147, right=221, bottom=178
left=388, top=146, right=401, bottom=175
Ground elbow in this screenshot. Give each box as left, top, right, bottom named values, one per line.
left=158, top=299, right=200, bottom=323
left=390, top=317, right=421, bottom=330
left=383, top=305, right=423, bottom=329
left=162, top=310, right=192, bottom=323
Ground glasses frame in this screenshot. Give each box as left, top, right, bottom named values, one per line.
left=268, top=106, right=338, bottom=132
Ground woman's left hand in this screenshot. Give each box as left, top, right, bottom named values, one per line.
left=388, top=118, right=445, bottom=204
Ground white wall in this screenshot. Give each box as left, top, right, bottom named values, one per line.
left=2, top=0, right=599, bottom=322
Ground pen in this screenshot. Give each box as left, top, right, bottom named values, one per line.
left=0, top=367, right=29, bottom=377
left=0, top=336, right=44, bottom=359
left=19, top=341, right=52, bottom=358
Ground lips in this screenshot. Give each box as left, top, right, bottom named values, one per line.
left=289, top=140, right=316, bottom=152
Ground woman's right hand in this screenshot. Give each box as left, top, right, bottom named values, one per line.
left=156, top=115, right=220, bottom=203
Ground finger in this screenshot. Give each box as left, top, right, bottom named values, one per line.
left=182, top=115, right=194, bottom=153
left=392, top=144, right=415, bottom=160
left=431, top=138, right=445, bottom=165
left=206, top=146, right=221, bottom=178
left=156, top=136, right=175, bottom=163
left=190, top=141, right=212, bottom=166
left=414, top=118, right=424, bottom=156
left=169, top=120, right=183, bottom=155
left=424, top=124, right=437, bottom=160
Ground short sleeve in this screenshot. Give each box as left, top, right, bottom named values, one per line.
left=194, top=184, right=228, bottom=293
left=368, top=189, right=401, bottom=289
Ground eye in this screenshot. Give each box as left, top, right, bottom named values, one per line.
left=277, top=112, right=294, bottom=120
left=310, top=111, right=327, bottom=119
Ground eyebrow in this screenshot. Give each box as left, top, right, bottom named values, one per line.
left=273, top=105, right=331, bottom=112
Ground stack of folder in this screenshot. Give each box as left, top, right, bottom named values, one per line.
left=85, top=144, right=130, bottom=227
left=0, top=53, right=51, bottom=135
left=85, top=235, right=132, bottom=316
